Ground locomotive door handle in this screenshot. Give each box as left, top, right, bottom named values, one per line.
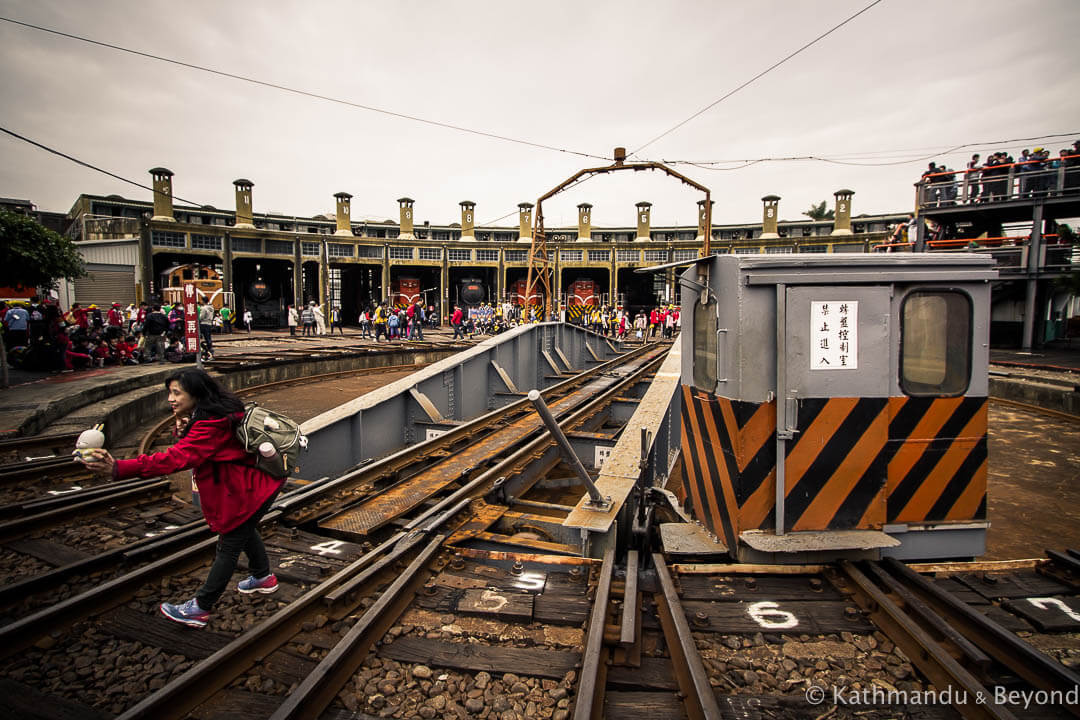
left=785, top=396, right=799, bottom=435
left=716, top=328, right=728, bottom=384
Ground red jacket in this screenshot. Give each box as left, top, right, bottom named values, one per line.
left=115, top=414, right=283, bottom=533
left=451, top=309, right=463, bottom=325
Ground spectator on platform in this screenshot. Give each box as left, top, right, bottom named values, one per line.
left=358, top=307, right=372, bottom=338
left=450, top=305, right=465, bottom=340
left=387, top=308, right=400, bottom=340
left=373, top=303, right=388, bottom=342
left=3, top=301, right=29, bottom=349
left=57, top=330, right=92, bottom=372
left=330, top=306, right=344, bottom=336
left=965, top=154, right=981, bottom=202
left=300, top=303, right=315, bottom=336
left=242, top=309, right=253, bottom=334
left=198, top=301, right=215, bottom=358
left=313, top=303, right=326, bottom=335
left=219, top=305, right=233, bottom=334
left=107, top=303, right=124, bottom=336
left=287, top=305, right=298, bottom=336
left=143, top=304, right=170, bottom=362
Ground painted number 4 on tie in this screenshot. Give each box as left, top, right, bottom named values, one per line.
left=311, top=540, right=345, bottom=556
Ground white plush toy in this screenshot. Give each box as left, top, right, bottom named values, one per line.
left=73, top=423, right=106, bottom=462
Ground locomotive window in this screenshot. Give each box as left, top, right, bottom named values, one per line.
left=900, top=291, right=971, bottom=396
left=693, top=294, right=718, bottom=391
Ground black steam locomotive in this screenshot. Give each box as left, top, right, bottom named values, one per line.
left=455, top=277, right=488, bottom=309
left=245, top=279, right=285, bottom=328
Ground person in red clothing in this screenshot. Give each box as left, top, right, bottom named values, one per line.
left=106, top=303, right=123, bottom=329
left=450, top=305, right=465, bottom=340
left=84, top=368, right=285, bottom=627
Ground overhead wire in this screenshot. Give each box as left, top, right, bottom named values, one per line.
left=0, top=125, right=211, bottom=207
left=0, top=16, right=612, bottom=163
left=663, top=131, right=1080, bottom=170
left=628, top=0, right=887, bottom=158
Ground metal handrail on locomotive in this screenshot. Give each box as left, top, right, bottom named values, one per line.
left=159, top=264, right=233, bottom=311
left=676, top=253, right=997, bottom=563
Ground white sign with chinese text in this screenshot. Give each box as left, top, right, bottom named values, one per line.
left=810, top=301, right=857, bottom=370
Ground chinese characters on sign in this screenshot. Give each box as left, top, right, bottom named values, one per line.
left=810, top=301, right=857, bottom=370
left=183, top=284, right=200, bottom=353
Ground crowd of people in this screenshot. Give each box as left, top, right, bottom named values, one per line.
left=2, top=293, right=686, bottom=374
left=567, top=304, right=681, bottom=340
left=0, top=296, right=233, bottom=373
left=919, top=139, right=1080, bottom=206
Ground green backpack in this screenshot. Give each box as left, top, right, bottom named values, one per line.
left=234, top=403, right=307, bottom=478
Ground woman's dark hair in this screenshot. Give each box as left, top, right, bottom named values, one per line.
left=165, top=368, right=244, bottom=434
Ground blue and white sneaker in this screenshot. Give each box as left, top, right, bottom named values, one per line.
left=237, top=573, right=279, bottom=595
left=160, top=598, right=209, bottom=628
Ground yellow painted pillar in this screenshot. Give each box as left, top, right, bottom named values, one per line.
left=334, top=192, right=353, bottom=236
left=635, top=201, right=652, bottom=242
left=761, top=195, right=781, bottom=239
left=149, top=167, right=175, bottom=222
left=398, top=197, right=416, bottom=240
left=233, top=179, right=255, bottom=229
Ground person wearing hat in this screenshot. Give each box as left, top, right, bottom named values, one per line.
left=89, top=304, right=104, bottom=330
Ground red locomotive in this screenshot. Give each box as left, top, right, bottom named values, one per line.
left=390, top=276, right=421, bottom=308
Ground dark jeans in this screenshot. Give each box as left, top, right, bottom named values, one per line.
left=199, top=324, right=213, bottom=352
left=196, top=491, right=278, bottom=610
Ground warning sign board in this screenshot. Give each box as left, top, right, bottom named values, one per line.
left=810, top=301, right=857, bottom=370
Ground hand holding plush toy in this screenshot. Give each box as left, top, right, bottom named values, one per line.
left=73, top=423, right=106, bottom=463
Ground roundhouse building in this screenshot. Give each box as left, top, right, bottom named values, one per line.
left=61, top=169, right=907, bottom=323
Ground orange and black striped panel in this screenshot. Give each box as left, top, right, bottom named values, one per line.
left=680, top=386, right=775, bottom=550
left=886, top=396, right=987, bottom=524
left=781, top=397, right=888, bottom=533
left=680, top=388, right=891, bottom=538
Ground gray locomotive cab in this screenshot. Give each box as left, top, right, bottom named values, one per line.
left=677, top=254, right=997, bottom=563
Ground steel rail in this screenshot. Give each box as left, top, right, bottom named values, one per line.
left=276, top=341, right=661, bottom=522
left=861, top=561, right=992, bottom=679
left=116, top=498, right=470, bottom=720
left=269, top=534, right=446, bottom=720
left=882, top=557, right=1080, bottom=718
left=0, top=431, right=80, bottom=454
left=0, top=478, right=173, bottom=543
left=836, top=561, right=1016, bottom=720
left=988, top=396, right=1080, bottom=424
left=403, top=347, right=669, bottom=534
left=0, top=475, right=327, bottom=645
left=0, top=476, right=163, bottom=519
left=0, top=520, right=207, bottom=608
left=572, top=547, right=615, bottom=720
left=652, top=554, right=723, bottom=720
left=0, top=455, right=82, bottom=484
left=0, top=530, right=221, bottom=660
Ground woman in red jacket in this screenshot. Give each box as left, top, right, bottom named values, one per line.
left=85, top=368, right=284, bottom=628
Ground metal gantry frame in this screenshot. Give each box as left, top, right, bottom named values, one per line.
left=525, top=148, right=712, bottom=320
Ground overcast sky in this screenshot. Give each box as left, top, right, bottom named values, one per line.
left=1, top=0, right=1078, bottom=229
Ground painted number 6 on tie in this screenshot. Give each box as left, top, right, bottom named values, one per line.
left=746, top=601, right=799, bottom=629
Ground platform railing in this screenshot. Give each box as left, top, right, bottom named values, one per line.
left=872, top=234, right=1077, bottom=274
left=915, top=154, right=1080, bottom=209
